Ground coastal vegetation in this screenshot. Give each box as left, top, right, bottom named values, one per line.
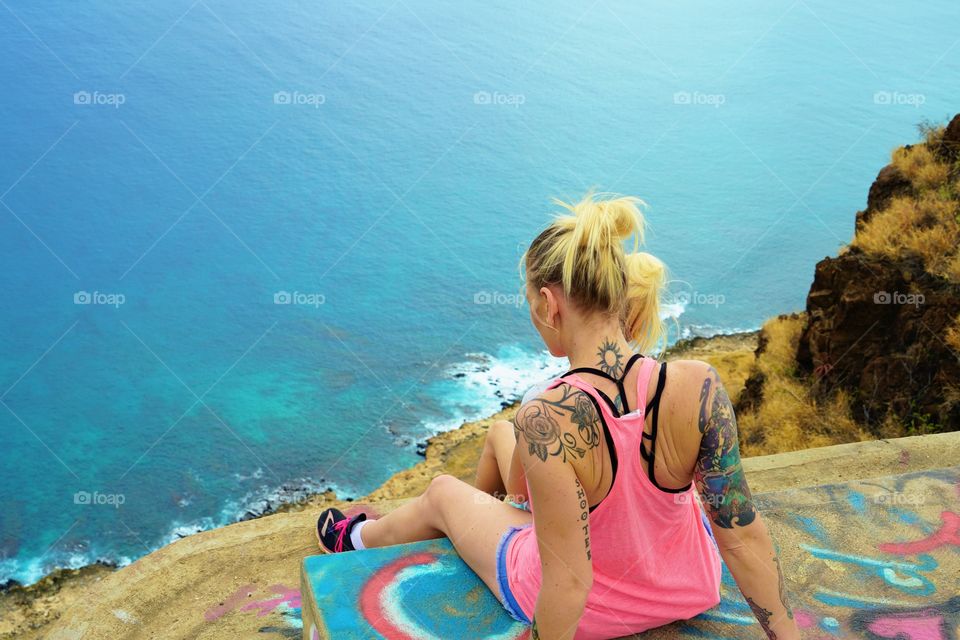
left=735, top=314, right=870, bottom=457
left=853, top=122, right=960, bottom=281
left=737, top=115, right=960, bottom=454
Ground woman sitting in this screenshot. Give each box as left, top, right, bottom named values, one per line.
left=316, top=193, right=798, bottom=640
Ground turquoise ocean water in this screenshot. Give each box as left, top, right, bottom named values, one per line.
left=1, top=0, right=958, bottom=584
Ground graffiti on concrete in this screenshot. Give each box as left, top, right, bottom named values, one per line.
left=302, top=537, right=529, bottom=639
left=879, top=511, right=960, bottom=555
left=203, top=582, right=303, bottom=637
left=849, top=597, right=960, bottom=640
left=672, top=467, right=960, bottom=639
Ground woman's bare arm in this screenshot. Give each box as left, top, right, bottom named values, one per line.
left=693, top=365, right=799, bottom=640
left=514, top=386, right=595, bottom=639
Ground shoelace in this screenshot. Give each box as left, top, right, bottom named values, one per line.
left=333, top=517, right=351, bottom=553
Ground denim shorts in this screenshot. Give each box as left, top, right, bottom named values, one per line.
left=700, top=509, right=718, bottom=550
left=495, top=525, right=532, bottom=624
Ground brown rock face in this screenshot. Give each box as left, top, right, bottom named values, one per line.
left=796, top=248, right=960, bottom=431
left=854, top=164, right=912, bottom=233
left=935, top=114, right=960, bottom=163
left=797, top=113, right=960, bottom=433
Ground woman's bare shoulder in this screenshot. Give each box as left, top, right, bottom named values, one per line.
left=661, top=358, right=722, bottom=403
left=657, top=359, right=728, bottom=452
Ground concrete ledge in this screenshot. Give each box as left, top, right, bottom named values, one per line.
left=35, top=433, right=960, bottom=640
left=743, top=431, right=960, bottom=493
left=302, top=465, right=960, bottom=639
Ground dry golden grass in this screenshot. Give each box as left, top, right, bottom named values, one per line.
left=944, top=250, right=960, bottom=283
left=946, top=313, right=960, bottom=354
left=733, top=122, right=960, bottom=456
left=737, top=315, right=872, bottom=457
left=891, top=144, right=950, bottom=191
left=665, top=333, right=758, bottom=404
left=853, top=127, right=960, bottom=281
left=854, top=192, right=960, bottom=277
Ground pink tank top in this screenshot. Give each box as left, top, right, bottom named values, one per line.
left=504, top=356, right=722, bottom=639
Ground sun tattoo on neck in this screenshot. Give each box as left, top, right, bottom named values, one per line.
left=596, top=338, right=624, bottom=377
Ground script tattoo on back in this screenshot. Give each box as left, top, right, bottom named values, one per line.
left=575, top=477, right=591, bottom=560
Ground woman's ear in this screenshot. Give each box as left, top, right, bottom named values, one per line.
left=539, top=286, right=560, bottom=332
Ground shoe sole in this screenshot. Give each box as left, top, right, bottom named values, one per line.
left=316, top=528, right=329, bottom=553
left=316, top=515, right=335, bottom=554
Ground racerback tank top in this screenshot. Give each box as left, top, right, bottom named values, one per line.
left=504, top=356, right=722, bottom=639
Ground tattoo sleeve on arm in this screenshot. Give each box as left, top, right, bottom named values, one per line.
left=743, top=556, right=794, bottom=639
left=745, top=597, right=775, bottom=637
left=695, top=367, right=796, bottom=639
left=694, top=368, right=756, bottom=529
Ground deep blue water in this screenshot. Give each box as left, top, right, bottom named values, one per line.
left=1, top=0, right=957, bottom=584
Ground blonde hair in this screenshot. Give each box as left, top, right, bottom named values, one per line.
left=522, top=192, right=666, bottom=354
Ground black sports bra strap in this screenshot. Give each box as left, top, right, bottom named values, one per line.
left=564, top=353, right=644, bottom=416
left=620, top=353, right=643, bottom=378
left=638, top=362, right=692, bottom=494
left=617, top=353, right=641, bottom=413
left=565, top=353, right=643, bottom=383
left=645, top=359, right=667, bottom=415
left=647, top=362, right=668, bottom=485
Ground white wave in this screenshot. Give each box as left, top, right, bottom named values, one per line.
left=3, top=329, right=755, bottom=587
left=218, top=477, right=355, bottom=523
left=677, top=323, right=761, bottom=340
left=660, top=299, right=687, bottom=320
left=0, top=549, right=128, bottom=588
left=410, top=345, right=568, bottom=441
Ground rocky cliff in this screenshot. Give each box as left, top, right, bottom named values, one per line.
left=790, top=114, right=960, bottom=432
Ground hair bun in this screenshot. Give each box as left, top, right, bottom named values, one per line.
left=524, top=192, right=664, bottom=353
left=553, top=193, right=645, bottom=249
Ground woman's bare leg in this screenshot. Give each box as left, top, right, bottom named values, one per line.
left=474, top=420, right=516, bottom=497
left=360, top=474, right=532, bottom=593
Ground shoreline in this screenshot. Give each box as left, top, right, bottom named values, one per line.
left=4, top=330, right=762, bottom=590
left=254, top=330, right=763, bottom=509
left=0, top=330, right=761, bottom=635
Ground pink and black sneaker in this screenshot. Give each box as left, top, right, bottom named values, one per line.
left=316, top=508, right=367, bottom=553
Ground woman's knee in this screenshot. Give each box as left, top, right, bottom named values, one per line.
left=490, top=419, right=514, bottom=438
left=424, top=473, right=460, bottom=508
left=482, top=420, right=512, bottom=457
left=488, top=420, right=515, bottom=449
